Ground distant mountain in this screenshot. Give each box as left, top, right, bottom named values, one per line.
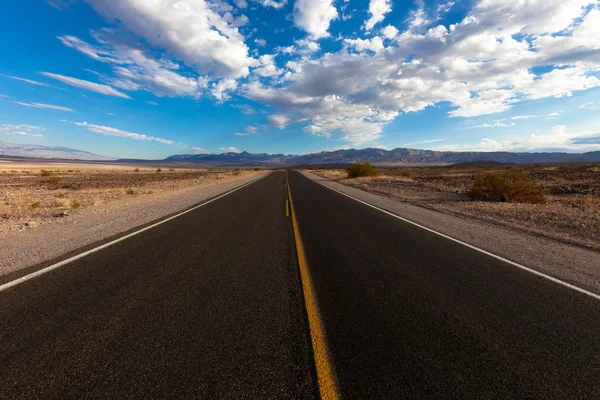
left=0, top=141, right=113, bottom=161
left=164, top=148, right=600, bottom=166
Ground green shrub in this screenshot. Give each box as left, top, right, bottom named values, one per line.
left=346, top=161, right=379, bottom=178
left=468, top=170, right=546, bottom=204
left=40, top=170, right=52, bottom=177
left=70, top=201, right=81, bottom=209
left=30, top=201, right=40, bottom=210
left=47, top=176, right=62, bottom=184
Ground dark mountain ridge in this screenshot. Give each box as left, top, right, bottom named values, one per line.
left=163, top=148, right=600, bottom=166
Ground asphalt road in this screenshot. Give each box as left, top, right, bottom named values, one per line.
left=1, top=170, right=599, bottom=399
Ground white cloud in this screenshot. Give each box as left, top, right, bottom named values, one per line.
left=293, top=0, right=338, bottom=39
left=192, top=146, right=207, bottom=152
left=0, top=124, right=45, bottom=138
left=381, top=25, right=399, bottom=39
left=211, top=78, right=238, bottom=102
left=435, top=125, right=600, bottom=152
left=86, top=0, right=256, bottom=79
left=58, top=35, right=207, bottom=98
left=364, top=0, right=392, bottom=31
left=3, top=75, right=51, bottom=87
left=219, top=146, right=241, bottom=152
left=472, top=121, right=516, bottom=128
left=245, top=0, right=600, bottom=145
left=234, top=0, right=248, bottom=8
left=73, top=121, right=174, bottom=144
left=14, top=101, right=75, bottom=112
left=259, top=0, right=288, bottom=9
left=579, top=102, right=600, bottom=110
left=146, top=100, right=158, bottom=106
left=254, top=38, right=267, bottom=47
left=40, top=72, right=131, bottom=98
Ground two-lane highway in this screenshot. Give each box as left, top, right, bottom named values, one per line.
left=1, top=170, right=599, bottom=399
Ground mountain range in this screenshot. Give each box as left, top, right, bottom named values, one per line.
left=1, top=141, right=600, bottom=165
left=164, top=148, right=600, bottom=166
left=0, top=141, right=113, bottom=161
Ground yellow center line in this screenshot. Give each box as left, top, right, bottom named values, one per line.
left=286, top=172, right=341, bottom=400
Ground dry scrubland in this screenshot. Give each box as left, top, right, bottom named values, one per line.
left=0, top=166, right=253, bottom=234
left=314, top=164, right=600, bottom=250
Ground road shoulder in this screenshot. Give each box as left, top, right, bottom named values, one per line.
left=302, top=171, right=600, bottom=295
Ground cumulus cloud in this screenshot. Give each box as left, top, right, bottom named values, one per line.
left=41, top=72, right=131, bottom=98
left=86, top=0, right=256, bottom=79
left=212, top=78, right=238, bottom=102
left=73, top=121, right=174, bottom=144
left=293, top=0, right=338, bottom=39
left=241, top=0, right=600, bottom=145
left=364, top=0, right=392, bottom=31
left=14, top=102, right=75, bottom=112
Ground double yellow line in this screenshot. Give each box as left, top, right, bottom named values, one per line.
left=286, top=172, right=340, bottom=400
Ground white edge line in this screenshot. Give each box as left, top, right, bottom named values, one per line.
left=0, top=172, right=271, bottom=293
left=305, top=173, right=600, bottom=301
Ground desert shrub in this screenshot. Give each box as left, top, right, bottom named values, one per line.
left=70, top=201, right=81, bottom=209
left=253, top=167, right=261, bottom=171
left=233, top=168, right=241, bottom=176
left=48, top=176, right=62, bottom=184
left=133, top=168, right=140, bottom=172
left=346, top=161, right=379, bottom=178
left=468, top=170, right=546, bottom=204
left=30, top=201, right=40, bottom=210
left=40, top=170, right=52, bottom=177
left=55, top=198, right=70, bottom=208
left=126, top=188, right=137, bottom=195
left=156, top=168, right=162, bottom=173
left=400, top=170, right=412, bottom=179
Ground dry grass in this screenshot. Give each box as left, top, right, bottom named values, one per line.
left=0, top=165, right=253, bottom=233
left=313, top=163, right=600, bottom=250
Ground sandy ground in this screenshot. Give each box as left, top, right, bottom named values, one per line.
left=303, top=171, right=600, bottom=295
left=1, top=169, right=267, bottom=278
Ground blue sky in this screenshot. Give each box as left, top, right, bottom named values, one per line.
left=0, top=0, right=599, bottom=159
